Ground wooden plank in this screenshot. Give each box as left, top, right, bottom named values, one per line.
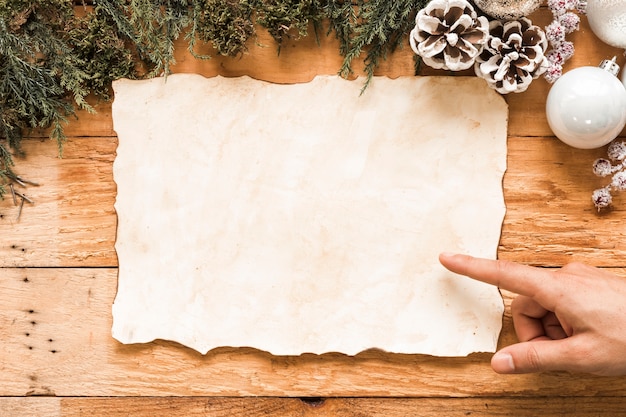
left=2, top=267, right=626, bottom=397
left=4, top=135, right=626, bottom=268
left=504, top=9, right=626, bottom=138
left=2, top=4, right=625, bottom=415
left=0, top=398, right=60, bottom=417
left=27, top=8, right=625, bottom=140
left=3, top=396, right=626, bottom=417
left=0, top=137, right=118, bottom=268
left=501, top=137, right=626, bottom=267
left=59, top=397, right=626, bottom=416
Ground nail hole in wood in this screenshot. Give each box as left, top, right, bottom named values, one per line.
left=300, top=397, right=325, bottom=407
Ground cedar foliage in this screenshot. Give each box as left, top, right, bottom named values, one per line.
left=0, top=0, right=428, bottom=197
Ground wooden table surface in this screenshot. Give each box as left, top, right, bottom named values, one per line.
left=3, top=6, right=626, bottom=416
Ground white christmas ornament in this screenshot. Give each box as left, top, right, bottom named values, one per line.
left=546, top=58, right=626, bottom=149
left=586, top=0, right=626, bottom=49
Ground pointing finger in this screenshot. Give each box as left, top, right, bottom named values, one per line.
left=439, top=253, right=557, bottom=310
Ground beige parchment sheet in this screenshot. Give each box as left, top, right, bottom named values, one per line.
left=111, top=74, right=508, bottom=356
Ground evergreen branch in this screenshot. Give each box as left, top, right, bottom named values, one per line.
left=0, top=0, right=432, bottom=204
left=338, top=0, right=426, bottom=89
left=187, top=0, right=255, bottom=57
left=254, top=0, right=324, bottom=52
left=323, top=0, right=355, bottom=57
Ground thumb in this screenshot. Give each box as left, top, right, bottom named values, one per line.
left=491, top=339, right=574, bottom=374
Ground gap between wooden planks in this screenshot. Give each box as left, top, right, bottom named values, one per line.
left=3, top=396, right=626, bottom=417
left=1, top=136, right=625, bottom=268
left=1, top=267, right=626, bottom=397
left=2, top=4, right=626, bottom=413
left=24, top=6, right=626, bottom=142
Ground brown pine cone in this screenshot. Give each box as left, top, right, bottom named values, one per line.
left=474, top=18, right=548, bottom=94
left=409, top=0, right=489, bottom=71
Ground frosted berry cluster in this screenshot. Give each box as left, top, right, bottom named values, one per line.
left=592, top=141, right=626, bottom=210
left=543, top=0, right=585, bottom=83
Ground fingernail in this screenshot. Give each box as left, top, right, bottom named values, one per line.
left=439, top=252, right=455, bottom=258
left=491, top=352, right=515, bottom=373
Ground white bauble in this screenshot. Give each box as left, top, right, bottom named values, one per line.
left=546, top=62, right=626, bottom=149
left=587, top=0, right=626, bottom=49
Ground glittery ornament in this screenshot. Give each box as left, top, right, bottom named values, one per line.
left=593, top=158, right=615, bottom=176
left=474, top=18, right=548, bottom=94
left=592, top=187, right=613, bottom=209
left=558, top=12, right=581, bottom=32
left=546, top=42, right=573, bottom=65
left=592, top=141, right=626, bottom=210
left=543, top=0, right=584, bottom=83
left=409, top=0, right=490, bottom=71
left=586, top=0, right=626, bottom=49
left=545, top=21, right=567, bottom=43
left=612, top=171, right=626, bottom=190
left=544, top=63, right=563, bottom=83
left=608, top=140, right=626, bottom=160
left=472, top=0, right=541, bottom=19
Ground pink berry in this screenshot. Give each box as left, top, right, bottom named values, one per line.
left=592, top=187, right=613, bottom=209
left=558, top=12, right=580, bottom=33
left=608, top=141, right=626, bottom=161
left=546, top=21, right=566, bottom=43
left=593, top=158, right=613, bottom=177
left=612, top=171, right=626, bottom=191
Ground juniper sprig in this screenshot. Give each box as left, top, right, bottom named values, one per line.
left=0, top=0, right=429, bottom=199
left=0, top=1, right=79, bottom=196
left=339, top=0, right=427, bottom=91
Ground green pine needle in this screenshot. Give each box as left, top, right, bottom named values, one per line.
left=0, top=0, right=428, bottom=198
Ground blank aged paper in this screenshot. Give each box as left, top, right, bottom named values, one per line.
left=111, top=74, right=508, bottom=356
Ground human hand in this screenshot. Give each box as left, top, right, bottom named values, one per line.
left=439, top=253, right=626, bottom=376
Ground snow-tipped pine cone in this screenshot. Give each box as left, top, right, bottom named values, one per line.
left=409, top=0, right=489, bottom=71
left=474, top=18, right=548, bottom=94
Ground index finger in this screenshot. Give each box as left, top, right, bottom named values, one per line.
left=439, top=253, right=556, bottom=308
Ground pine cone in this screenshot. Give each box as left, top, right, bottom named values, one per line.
left=409, top=0, right=489, bottom=71
left=472, top=0, right=541, bottom=20
left=474, top=18, right=548, bottom=94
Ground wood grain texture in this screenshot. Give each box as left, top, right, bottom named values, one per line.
left=501, top=137, right=626, bottom=267
left=2, top=135, right=625, bottom=268
left=3, top=5, right=626, bottom=416
left=1, top=268, right=626, bottom=397
left=27, top=9, right=626, bottom=140
left=3, top=397, right=626, bottom=417
left=0, top=137, right=118, bottom=267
